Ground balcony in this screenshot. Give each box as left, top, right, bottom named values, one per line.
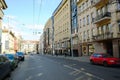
left=93, top=12, right=111, bottom=25
left=92, top=0, right=109, bottom=9
left=92, top=32, right=113, bottom=41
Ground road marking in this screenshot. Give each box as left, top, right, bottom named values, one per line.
left=69, top=70, right=81, bottom=76
left=64, top=65, right=104, bottom=80
left=25, top=76, right=32, bottom=80
left=37, top=73, right=43, bottom=77
left=24, top=66, right=42, bottom=71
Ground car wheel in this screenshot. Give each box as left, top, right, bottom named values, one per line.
left=90, top=60, right=94, bottom=64
left=103, top=61, right=108, bottom=67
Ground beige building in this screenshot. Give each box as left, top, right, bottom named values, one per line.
left=77, top=0, right=120, bottom=58
left=2, top=28, right=16, bottom=53
left=21, top=40, right=39, bottom=54
left=53, top=0, right=71, bottom=55
left=43, top=18, right=53, bottom=54
left=0, top=0, right=7, bottom=53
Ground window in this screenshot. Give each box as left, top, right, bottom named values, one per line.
left=87, top=30, right=90, bottom=38
left=98, top=27, right=102, bottom=35
left=91, top=12, right=94, bottom=23
left=82, top=3, right=85, bottom=11
left=83, top=17, right=85, bottom=26
left=83, top=31, right=86, bottom=40
left=80, top=19, right=81, bottom=28
left=108, top=23, right=112, bottom=32
left=103, top=25, right=106, bottom=33
left=119, top=21, right=120, bottom=32
left=117, top=2, right=120, bottom=11
left=87, top=15, right=90, bottom=25
left=79, top=6, right=81, bottom=13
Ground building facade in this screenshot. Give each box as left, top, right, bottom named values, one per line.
left=21, top=40, right=39, bottom=54
left=53, top=0, right=71, bottom=55
left=0, top=0, right=7, bottom=53
left=43, top=18, right=53, bottom=54
left=39, top=33, right=44, bottom=54
left=2, top=28, right=16, bottom=53
left=77, top=0, right=120, bottom=58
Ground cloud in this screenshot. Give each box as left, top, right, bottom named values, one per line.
left=24, top=24, right=44, bottom=31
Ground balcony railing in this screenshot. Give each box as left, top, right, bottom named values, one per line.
left=92, top=32, right=113, bottom=41
left=92, top=0, right=109, bottom=7
left=93, top=12, right=111, bottom=24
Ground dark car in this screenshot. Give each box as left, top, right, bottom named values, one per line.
left=0, top=54, right=11, bottom=80
left=16, top=52, right=25, bottom=61
left=90, top=53, right=120, bottom=66
left=4, top=54, right=18, bottom=70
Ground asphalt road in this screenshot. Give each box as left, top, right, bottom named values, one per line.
left=8, top=54, right=120, bottom=80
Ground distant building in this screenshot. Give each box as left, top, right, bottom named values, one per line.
left=0, top=0, right=7, bottom=53
left=43, top=18, right=53, bottom=54
left=39, top=33, right=44, bottom=54
left=21, top=40, right=39, bottom=54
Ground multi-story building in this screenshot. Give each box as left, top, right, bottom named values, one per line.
left=39, top=33, right=44, bottom=54
left=70, top=0, right=79, bottom=56
left=2, top=28, right=16, bottom=53
left=77, top=0, right=95, bottom=56
left=53, top=0, right=71, bottom=55
left=77, top=0, right=120, bottom=58
left=43, top=17, right=53, bottom=54
left=0, top=0, right=7, bottom=53
left=15, top=34, right=23, bottom=52
left=21, top=40, right=39, bottom=54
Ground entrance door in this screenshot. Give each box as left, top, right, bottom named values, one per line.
left=106, top=41, right=113, bottom=56
left=119, top=40, right=120, bottom=58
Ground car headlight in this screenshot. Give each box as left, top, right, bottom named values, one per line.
left=109, top=60, right=115, bottom=62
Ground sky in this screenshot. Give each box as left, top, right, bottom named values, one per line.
left=3, top=0, right=61, bottom=40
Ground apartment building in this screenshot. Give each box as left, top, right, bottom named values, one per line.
left=53, top=0, right=71, bottom=55
left=43, top=18, right=53, bottom=54
left=2, top=28, right=16, bottom=53
left=39, top=33, right=44, bottom=54
left=21, top=40, right=39, bottom=54
left=77, top=0, right=120, bottom=58
left=0, top=0, right=7, bottom=53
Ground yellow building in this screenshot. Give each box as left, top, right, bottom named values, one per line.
left=53, top=0, right=71, bottom=55
left=43, top=17, right=53, bottom=54
left=77, top=0, right=120, bottom=58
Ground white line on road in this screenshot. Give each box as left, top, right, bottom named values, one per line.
left=63, top=65, right=104, bottom=80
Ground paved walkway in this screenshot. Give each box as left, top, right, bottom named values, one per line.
left=48, top=55, right=90, bottom=62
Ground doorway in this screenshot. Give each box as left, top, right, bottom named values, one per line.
left=106, top=41, right=113, bottom=56
left=118, top=40, right=120, bottom=58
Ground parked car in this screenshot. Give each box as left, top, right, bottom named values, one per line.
left=4, top=54, right=18, bottom=70
left=16, top=52, right=25, bottom=61
left=90, top=53, right=120, bottom=66
left=0, top=54, right=11, bottom=80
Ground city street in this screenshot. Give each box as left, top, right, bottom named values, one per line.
left=8, top=54, right=120, bottom=80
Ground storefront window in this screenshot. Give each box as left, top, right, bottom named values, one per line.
left=118, top=21, right=120, bottom=32
left=88, top=44, right=94, bottom=55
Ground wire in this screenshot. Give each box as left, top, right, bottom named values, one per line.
left=37, top=0, right=43, bottom=24
left=33, top=0, right=35, bottom=29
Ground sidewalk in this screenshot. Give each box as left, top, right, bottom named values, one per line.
left=50, top=55, right=90, bottom=62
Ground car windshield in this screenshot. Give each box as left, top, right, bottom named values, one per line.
left=5, top=54, right=14, bottom=60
